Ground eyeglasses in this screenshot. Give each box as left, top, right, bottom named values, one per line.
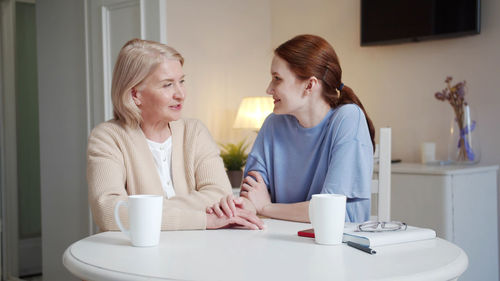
left=357, top=221, right=407, bottom=232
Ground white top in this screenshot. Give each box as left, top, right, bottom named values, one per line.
left=63, top=219, right=468, bottom=281
left=146, top=137, right=175, bottom=198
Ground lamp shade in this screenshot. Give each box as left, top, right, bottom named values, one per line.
left=233, top=96, right=274, bottom=130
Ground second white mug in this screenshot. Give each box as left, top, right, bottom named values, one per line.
left=309, top=193, right=346, bottom=245
left=114, top=194, right=163, bottom=247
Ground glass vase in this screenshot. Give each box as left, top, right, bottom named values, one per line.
left=447, top=105, right=480, bottom=164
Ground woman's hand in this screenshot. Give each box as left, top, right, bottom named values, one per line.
left=206, top=207, right=264, bottom=230
left=206, top=194, right=257, bottom=218
left=206, top=194, right=240, bottom=218
left=240, top=171, right=272, bottom=214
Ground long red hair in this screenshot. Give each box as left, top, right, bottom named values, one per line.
left=275, top=34, right=375, bottom=149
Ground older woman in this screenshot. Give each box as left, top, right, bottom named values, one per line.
left=87, top=39, right=263, bottom=231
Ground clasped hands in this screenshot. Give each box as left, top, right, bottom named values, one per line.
left=206, top=171, right=271, bottom=230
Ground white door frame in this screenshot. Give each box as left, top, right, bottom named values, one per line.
left=0, top=0, right=19, bottom=279
left=84, top=0, right=166, bottom=235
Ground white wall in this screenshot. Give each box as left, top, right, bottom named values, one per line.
left=166, top=0, right=272, bottom=144
left=36, top=0, right=88, bottom=280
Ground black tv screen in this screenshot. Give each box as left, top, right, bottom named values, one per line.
left=361, top=0, right=481, bottom=46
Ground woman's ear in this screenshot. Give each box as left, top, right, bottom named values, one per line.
left=131, top=88, right=142, bottom=106
left=304, top=77, right=319, bottom=95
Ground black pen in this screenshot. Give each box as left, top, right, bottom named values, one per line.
left=347, top=241, right=377, bottom=255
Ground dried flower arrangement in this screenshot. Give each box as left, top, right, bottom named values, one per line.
left=434, top=76, right=476, bottom=162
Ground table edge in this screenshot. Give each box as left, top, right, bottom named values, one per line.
left=63, top=246, right=182, bottom=281
left=391, top=239, right=469, bottom=281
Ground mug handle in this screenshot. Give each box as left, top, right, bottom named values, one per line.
left=114, top=200, right=129, bottom=237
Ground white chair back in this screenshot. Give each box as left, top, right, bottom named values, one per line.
left=371, top=127, right=391, bottom=222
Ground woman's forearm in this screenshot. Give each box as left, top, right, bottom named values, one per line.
left=260, top=201, right=310, bottom=223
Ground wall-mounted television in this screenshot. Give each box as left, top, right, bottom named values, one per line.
left=361, top=0, right=481, bottom=46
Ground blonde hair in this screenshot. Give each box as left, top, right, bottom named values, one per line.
left=111, top=38, right=184, bottom=127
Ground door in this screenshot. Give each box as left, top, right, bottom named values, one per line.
left=15, top=1, right=42, bottom=277
left=1, top=0, right=42, bottom=278
left=1, top=0, right=19, bottom=278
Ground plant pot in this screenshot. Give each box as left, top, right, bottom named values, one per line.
left=227, top=170, right=243, bottom=188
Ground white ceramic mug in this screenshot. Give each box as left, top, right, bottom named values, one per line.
left=114, top=195, right=163, bottom=247
left=309, top=194, right=346, bottom=245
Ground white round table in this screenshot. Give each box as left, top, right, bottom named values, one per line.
left=63, top=219, right=468, bottom=281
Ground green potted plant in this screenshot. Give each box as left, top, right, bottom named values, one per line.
left=220, top=139, right=248, bottom=187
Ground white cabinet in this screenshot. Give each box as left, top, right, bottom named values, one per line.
left=388, top=163, right=498, bottom=281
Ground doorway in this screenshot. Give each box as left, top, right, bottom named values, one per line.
left=0, top=0, right=42, bottom=279
left=15, top=0, right=42, bottom=278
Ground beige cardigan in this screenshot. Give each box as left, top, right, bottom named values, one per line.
left=87, top=118, right=231, bottom=231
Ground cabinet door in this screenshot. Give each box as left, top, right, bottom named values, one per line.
left=452, top=171, right=498, bottom=281
left=391, top=174, right=453, bottom=239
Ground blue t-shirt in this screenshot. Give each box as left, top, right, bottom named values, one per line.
left=244, top=104, right=373, bottom=222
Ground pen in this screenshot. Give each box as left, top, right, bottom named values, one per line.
left=347, top=241, right=376, bottom=255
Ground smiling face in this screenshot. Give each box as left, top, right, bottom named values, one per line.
left=266, top=55, right=308, bottom=115
left=132, top=59, right=185, bottom=125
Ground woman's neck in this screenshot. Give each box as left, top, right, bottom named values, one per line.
left=141, top=120, right=171, bottom=142
left=294, top=99, right=331, bottom=128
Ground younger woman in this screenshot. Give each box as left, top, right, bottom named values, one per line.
left=209, top=34, right=374, bottom=223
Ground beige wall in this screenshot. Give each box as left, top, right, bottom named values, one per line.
left=271, top=0, right=500, bottom=165
left=167, top=0, right=272, bottom=144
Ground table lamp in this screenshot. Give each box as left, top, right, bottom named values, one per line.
left=233, top=96, right=274, bottom=131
